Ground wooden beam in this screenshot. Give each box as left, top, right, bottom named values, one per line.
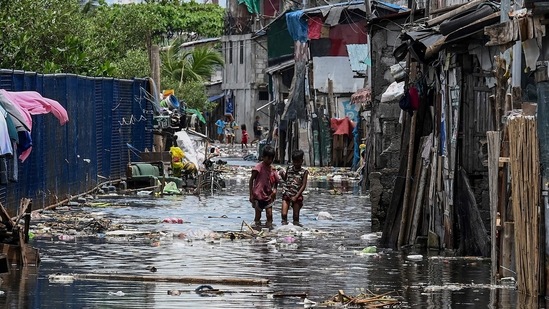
left=487, top=131, right=501, bottom=284
left=398, top=111, right=417, bottom=248
left=498, top=157, right=510, bottom=163
left=426, top=0, right=485, bottom=27
left=74, top=273, right=269, bottom=285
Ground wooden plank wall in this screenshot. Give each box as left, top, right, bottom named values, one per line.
left=461, top=57, right=495, bottom=175
left=332, top=135, right=354, bottom=167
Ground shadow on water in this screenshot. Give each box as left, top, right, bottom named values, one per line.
left=0, top=179, right=536, bottom=308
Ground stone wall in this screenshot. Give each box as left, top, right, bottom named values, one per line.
left=368, top=18, right=407, bottom=231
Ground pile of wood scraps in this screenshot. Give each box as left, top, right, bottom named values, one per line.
left=0, top=198, right=39, bottom=267
left=322, top=290, right=401, bottom=308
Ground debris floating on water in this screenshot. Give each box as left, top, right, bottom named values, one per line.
left=48, top=274, right=75, bottom=284
left=322, top=289, right=401, bottom=308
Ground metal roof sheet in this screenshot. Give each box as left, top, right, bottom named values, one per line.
left=346, top=44, right=369, bottom=73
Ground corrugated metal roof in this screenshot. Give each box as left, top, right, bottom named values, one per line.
left=254, top=1, right=366, bottom=36
left=264, top=59, right=295, bottom=74
left=346, top=44, right=369, bottom=73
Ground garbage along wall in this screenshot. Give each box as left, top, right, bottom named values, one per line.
left=0, top=69, right=152, bottom=212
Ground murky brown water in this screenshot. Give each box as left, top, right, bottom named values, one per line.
left=0, top=178, right=538, bottom=308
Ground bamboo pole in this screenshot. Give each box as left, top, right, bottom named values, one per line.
left=33, top=179, right=123, bottom=213
left=73, top=273, right=269, bottom=286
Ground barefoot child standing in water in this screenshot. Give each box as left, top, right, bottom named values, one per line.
left=249, top=145, right=279, bottom=226
left=280, top=149, right=309, bottom=224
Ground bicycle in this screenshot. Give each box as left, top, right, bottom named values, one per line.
left=196, top=158, right=227, bottom=195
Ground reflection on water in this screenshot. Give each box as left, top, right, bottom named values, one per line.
left=0, top=179, right=534, bottom=308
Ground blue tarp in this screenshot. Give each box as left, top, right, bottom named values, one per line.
left=376, top=0, right=409, bottom=11
left=286, top=11, right=308, bottom=43
left=208, top=93, right=224, bottom=102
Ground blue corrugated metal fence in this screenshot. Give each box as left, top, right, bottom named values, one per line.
left=0, top=70, right=153, bottom=213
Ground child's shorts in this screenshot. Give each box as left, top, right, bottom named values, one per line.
left=282, top=195, right=303, bottom=207
left=254, top=200, right=273, bottom=210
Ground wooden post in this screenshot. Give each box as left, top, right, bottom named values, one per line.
left=328, top=79, right=334, bottom=118
left=535, top=68, right=549, bottom=296
left=406, top=136, right=425, bottom=245
left=487, top=131, right=501, bottom=283
left=501, top=222, right=515, bottom=278
left=150, top=45, right=161, bottom=94
left=508, top=115, right=540, bottom=296
left=398, top=111, right=417, bottom=248
left=409, top=138, right=429, bottom=245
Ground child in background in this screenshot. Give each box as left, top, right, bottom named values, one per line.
left=240, top=124, right=249, bottom=149
left=280, top=149, right=309, bottom=224
left=249, top=145, right=279, bottom=226
left=251, top=115, right=262, bottom=145
left=215, top=117, right=225, bottom=143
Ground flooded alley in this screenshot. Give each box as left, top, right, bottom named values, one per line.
left=0, top=178, right=525, bottom=308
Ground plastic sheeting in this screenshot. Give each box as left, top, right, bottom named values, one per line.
left=330, top=117, right=355, bottom=136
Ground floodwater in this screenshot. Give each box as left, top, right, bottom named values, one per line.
left=0, top=177, right=540, bottom=308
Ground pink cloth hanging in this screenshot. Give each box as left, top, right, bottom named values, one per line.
left=0, top=90, right=69, bottom=125
left=0, top=90, right=69, bottom=162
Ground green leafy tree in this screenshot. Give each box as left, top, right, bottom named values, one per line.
left=0, top=0, right=93, bottom=73
left=163, top=44, right=224, bottom=84
left=162, top=42, right=223, bottom=111
left=0, top=0, right=224, bottom=78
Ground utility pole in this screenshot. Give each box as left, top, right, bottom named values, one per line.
left=150, top=45, right=161, bottom=96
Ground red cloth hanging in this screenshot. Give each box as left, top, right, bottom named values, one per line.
left=308, top=17, right=323, bottom=40
left=330, top=117, right=355, bottom=136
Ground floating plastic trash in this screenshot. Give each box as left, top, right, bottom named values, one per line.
left=297, top=298, right=317, bottom=308
left=360, top=233, right=379, bottom=241
left=48, top=274, right=74, bottom=283
left=406, top=254, right=423, bottom=261
left=163, top=218, right=184, bottom=224
left=362, top=246, right=377, bottom=253
left=281, top=236, right=296, bottom=243
left=108, top=291, right=125, bottom=296
left=316, top=211, right=333, bottom=220
left=58, top=235, right=75, bottom=241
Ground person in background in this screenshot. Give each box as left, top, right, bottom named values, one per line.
left=240, top=124, right=249, bottom=149
left=251, top=115, right=262, bottom=145
left=225, top=116, right=234, bottom=145
left=249, top=145, right=279, bottom=227
left=279, top=149, right=309, bottom=225
left=215, top=116, right=225, bottom=143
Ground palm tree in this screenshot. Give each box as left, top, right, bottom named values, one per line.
left=162, top=39, right=224, bottom=87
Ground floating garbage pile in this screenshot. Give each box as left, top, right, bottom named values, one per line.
left=30, top=206, right=123, bottom=240
left=320, top=290, right=402, bottom=308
